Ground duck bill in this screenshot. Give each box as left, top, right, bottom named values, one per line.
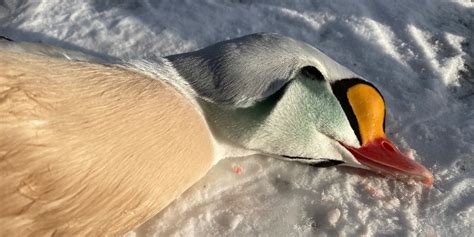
left=342, top=137, right=434, bottom=186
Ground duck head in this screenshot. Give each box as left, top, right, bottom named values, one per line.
left=166, top=33, right=433, bottom=186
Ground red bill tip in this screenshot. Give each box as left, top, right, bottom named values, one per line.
left=342, top=138, right=434, bottom=186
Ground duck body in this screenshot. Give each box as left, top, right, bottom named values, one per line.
left=0, top=50, right=213, bottom=236
left=0, top=33, right=433, bottom=236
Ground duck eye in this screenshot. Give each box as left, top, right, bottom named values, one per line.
left=301, top=66, right=325, bottom=81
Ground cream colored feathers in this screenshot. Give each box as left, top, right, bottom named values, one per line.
left=0, top=51, right=213, bottom=236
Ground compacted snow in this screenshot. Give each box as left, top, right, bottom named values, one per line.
left=1, top=0, right=473, bottom=236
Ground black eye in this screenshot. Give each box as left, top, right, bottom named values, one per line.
left=301, top=66, right=325, bottom=81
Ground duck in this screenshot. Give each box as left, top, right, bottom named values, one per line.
left=0, top=33, right=433, bottom=236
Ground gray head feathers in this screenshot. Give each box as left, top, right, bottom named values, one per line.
left=167, top=33, right=358, bottom=107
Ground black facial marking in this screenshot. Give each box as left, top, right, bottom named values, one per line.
left=282, top=155, right=313, bottom=160
left=301, top=66, right=325, bottom=81
left=310, top=160, right=345, bottom=168
left=330, top=78, right=386, bottom=144
left=282, top=155, right=345, bottom=168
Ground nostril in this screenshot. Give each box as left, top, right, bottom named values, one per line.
left=381, top=140, right=396, bottom=152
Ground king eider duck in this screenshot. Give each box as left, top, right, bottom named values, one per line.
left=0, top=33, right=433, bottom=236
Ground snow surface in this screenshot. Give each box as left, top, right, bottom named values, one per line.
left=1, top=0, right=473, bottom=236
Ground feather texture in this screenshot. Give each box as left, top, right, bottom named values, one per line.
left=167, top=33, right=358, bottom=107
left=0, top=51, right=213, bottom=236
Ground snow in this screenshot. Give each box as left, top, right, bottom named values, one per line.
left=1, top=0, right=473, bottom=236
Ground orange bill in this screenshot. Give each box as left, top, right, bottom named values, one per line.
left=342, top=83, right=433, bottom=186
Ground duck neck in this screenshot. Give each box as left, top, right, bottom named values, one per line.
left=128, top=58, right=260, bottom=165
left=212, top=139, right=259, bottom=164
